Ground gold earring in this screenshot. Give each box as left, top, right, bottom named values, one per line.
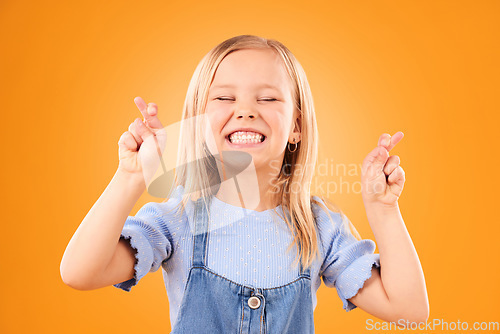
left=287, top=137, right=298, bottom=152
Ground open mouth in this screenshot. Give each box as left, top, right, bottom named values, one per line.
left=226, top=131, right=266, bottom=145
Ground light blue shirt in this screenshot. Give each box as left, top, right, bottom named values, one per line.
left=113, top=186, right=380, bottom=326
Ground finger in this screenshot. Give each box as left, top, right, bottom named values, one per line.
left=133, top=96, right=152, bottom=122
left=134, top=116, right=156, bottom=141
left=362, top=145, right=390, bottom=180
left=381, top=131, right=404, bottom=151
left=128, top=119, right=144, bottom=146
left=144, top=102, right=165, bottom=130
left=134, top=96, right=148, bottom=113
left=147, top=102, right=157, bottom=116
left=118, top=131, right=139, bottom=152
left=134, top=97, right=164, bottom=130
left=387, top=165, right=405, bottom=188
left=378, top=133, right=391, bottom=147
left=383, top=155, right=400, bottom=176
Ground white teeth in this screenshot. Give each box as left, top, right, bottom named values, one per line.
left=229, top=131, right=264, bottom=144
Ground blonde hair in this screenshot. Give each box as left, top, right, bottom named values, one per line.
left=167, top=34, right=360, bottom=271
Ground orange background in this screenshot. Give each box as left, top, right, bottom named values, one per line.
left=1, top=0, right=499, bottom=333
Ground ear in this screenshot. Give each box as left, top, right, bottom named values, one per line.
left=289, top=109, right=302, bottom=143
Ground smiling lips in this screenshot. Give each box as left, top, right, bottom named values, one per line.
left=228, top=131, right=266, bottom=144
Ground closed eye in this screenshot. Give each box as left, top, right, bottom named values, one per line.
left=215, top=97, right=278, bottom=102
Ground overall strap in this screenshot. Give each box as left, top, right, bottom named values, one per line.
left=192, top=197, right=210, bottom=267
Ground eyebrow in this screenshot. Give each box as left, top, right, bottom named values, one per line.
left=211, top=83, right=281, bottom=91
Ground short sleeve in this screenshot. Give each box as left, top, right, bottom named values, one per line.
left=313, top=198, right=381, bottom=312
left=113, top=185, right=185, bottom=292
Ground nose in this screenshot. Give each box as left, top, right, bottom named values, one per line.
left=237, top=113, right=255, bottom=119
left=234, top=102, right=257, bottom=119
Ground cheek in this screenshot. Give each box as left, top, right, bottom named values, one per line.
left=206, top=102, right=233, bottom=134
left=267, top=113, right=289, bottom=137
left=203, top=115, right=219, bottom=155
left=204, top=106, right=229, bottom=154
left=206, top=112, right=225, bottom=136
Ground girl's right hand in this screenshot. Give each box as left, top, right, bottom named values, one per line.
left=117, top=97, right=167, bottom=180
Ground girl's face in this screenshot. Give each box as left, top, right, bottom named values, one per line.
left=204, top=48, right=300, bottom=172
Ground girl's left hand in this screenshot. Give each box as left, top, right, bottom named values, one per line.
left=361, top=132, right=405, bottom=208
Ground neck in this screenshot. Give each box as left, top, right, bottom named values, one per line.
left=215, top=159, right=282, bottom=212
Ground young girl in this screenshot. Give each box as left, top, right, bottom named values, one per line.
left=61, top=35, right=429, bottom=333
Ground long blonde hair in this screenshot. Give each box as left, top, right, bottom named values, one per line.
left=167, top=34, right=360, bottom=271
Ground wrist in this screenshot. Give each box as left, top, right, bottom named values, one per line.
left=114, top=168, right=146, bottom=190
left=364, top=200, right=401, bottom=221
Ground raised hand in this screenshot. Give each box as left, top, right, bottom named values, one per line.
left=361, top=132, right=405, bottom=207
left=117, top=97, right=167, bottom=183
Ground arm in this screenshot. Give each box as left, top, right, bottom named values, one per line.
left=60, top=169, right=145, bottom=290
left=348, top=132, right=429, bottom=324
left=348, top=203, right=429, bottom=324
left=61, top=97, right=167, bottom=291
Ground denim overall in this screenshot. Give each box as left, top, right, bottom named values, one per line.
left=171, top=198, right=315, bottom=334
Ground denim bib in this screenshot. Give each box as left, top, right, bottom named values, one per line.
left=171, top=198, right=315, bottom=334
